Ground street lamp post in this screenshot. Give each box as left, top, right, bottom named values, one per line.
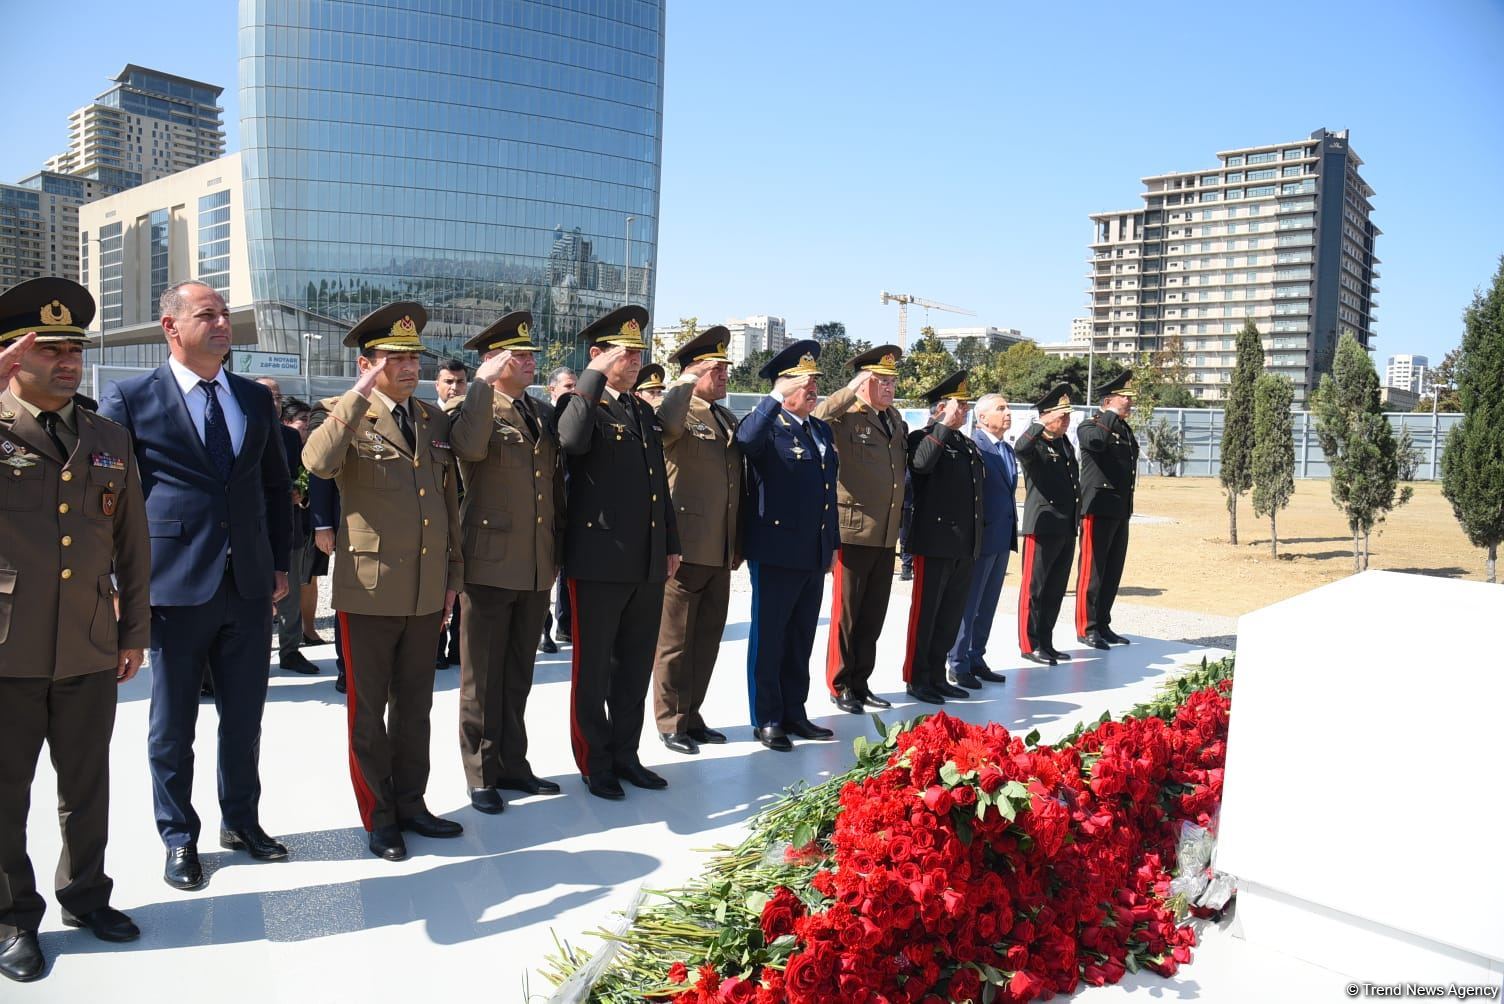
left=624, top=215, right=634, bottom=305
left=301, top=332, right=322, bottom=400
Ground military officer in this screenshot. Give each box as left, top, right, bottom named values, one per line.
left=1075, top=369, right=1139, bottom=649
left=633, top=363, right=666, bottom=408
left=1014, top=384, right=1080, bottom=667
left=650, top=326, right=741, bottom=755
left=556, top=305, right=681, bottom=800
left=303, top=302, right=465, bottom=861
left=0, top=279, right=150, bottom=981
left=903, top=371, right=986, bottom=704
left=815, top=344, right=907, bottom=714
left=447, top=311, right=564, bottom=812
left=736, top=340, right=839, bottom=752
left=435, top=359, right=469, bottom=670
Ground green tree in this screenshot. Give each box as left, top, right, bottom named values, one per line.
left=1413, top=346, right=1464, bottom=411
left=1144, top=416, right=1188, bottom=476
left=1219, top=319, right=1263, bottom=544
left=1441, top=255, right=1504, bottom=582
left=896, top=328, right=958, bottom=403
left=653, top=315, right=697, bottom=367
left=726, top=348, right=775, bottom=394
left=812, top=321, right=847, bottom=342
left=812, top=335, right=872, bottom=396
left=1251, top=373, right=1295, bottom=557
left=1313, top=332, right=1414, bottom=572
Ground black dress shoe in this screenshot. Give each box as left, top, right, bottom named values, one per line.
left=949, top=671, right=983, bottom=690
left=470, top=787, right=505, bottom=814
left=334, top=675, right=347, bottom=694
left=1022, top=650, right=1058, bottom=667
left=617, top=763, right=668, bottom=789
left=61, top=906, right=139, bottom=943
left=973, top=667, right=1007, bottom=683
left=301, top=632, right=328, bottom=647
left=661, top=732, right=698, bottom=755
left=936, top=681, right=971, bottom=699
left=905, top=684, right=946, bottom=705
left=755, top=725, right=793, bottom=752
left=584, top=774, right=625, bottom=800
left=1079, top=632, right=1111, bottom=650
left=686, top=726, right=726, bottom=744
left=220, top=824, right=289, bottom=860
left=446, top=649, right=461, bottom=666
left=399, top=810, right=463, bottom=838
left=784, top=719, right=834, bottom=740
left=554, top=631, right=571, bottom=644
left=435, top=653, right=449, bottom=670
left=369, top=824, right=407, bottom=861
left=0, top=931, right=43, bottom=983
left=279, top=651, right=320, bottom=675
left=862, top=692, right=892, bottom=709
left=163, top=846, right=205, bottom=891
left=1044, top=645, right=1070, bottom=662
left=539, top=636, right=559, bottom=654
left=200, top=677, right=214, bottom=698
left=832, top=689, right=865, bottom=714
left=1101, top=628, right=1130, bottom=645
left=496, top=774, right=561, bottom=795
left=899, top=567, right=913, bottom=581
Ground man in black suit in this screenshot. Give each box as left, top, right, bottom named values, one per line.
left=556, top=305, right=680, bottom=800
left=257, top=379, right=319, bottom=676
left=1013, top=384, right=1080, bottom=667
left=98, top=280, right=293, bottom=891
left=1075, top=370, right=1139, bottom=649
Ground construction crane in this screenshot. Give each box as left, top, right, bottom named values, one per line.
left=879, top=291, right=976, bottom=348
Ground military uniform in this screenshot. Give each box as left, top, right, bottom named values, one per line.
left=556, top=305, right=680, bottom=799
left=447, top=312, right=564, bottom=808
left=302, top=302, right=464, bottom=855
left=903, top=372, right=985, bottom=703
left=437, top=391, right=465, bottom=668
left=1014, top=385, right=1081, bottom=665
left=813, top=345, right=907, bottom=711
left=1075, top=371, right=1139, bottom=646
left=633, top=363, right=666, bottom=408
left=0, top=279, right=150, bottom=977
left=650, top=328, right=742, bottom=753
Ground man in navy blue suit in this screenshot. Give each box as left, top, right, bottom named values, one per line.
left=948, top=393, right=1018, bottom=686
left=98, top=280, right=292, bottom=892
left=735, top=340, right=839, bottom=752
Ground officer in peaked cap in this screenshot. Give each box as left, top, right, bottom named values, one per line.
left=1075, top=369, right=1139, bottom=650
left=814, top=343, right=908, bottom=714
left=447, top=310, right=565, bottom=811
left=555, top=304, right=680, bottom=800
left=632, top=363, right=666, bottom=409
left=1013, top=383, right=1080, bottom=666
left=648, top=326, right=742, bottom=756
left=303, top=301, right=466, bottom=860
left=735, top=339, right=839, bottom=752
left=902, top=371, right=986, bottom=704
left=0, top=278, right=151, bottom=979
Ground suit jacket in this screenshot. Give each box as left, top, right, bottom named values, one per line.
left=973, top=430, right=1019, bottom=555
left=735, top=396, right=839, bottom=573
left=813, top=386, right=907, bottom=549
left=907, top=422, right=985, bottom=560
left=98, top=364, right=291, bottom=607
left=280, top=423, right=312, bottom=541
left=0, top=390, right=151, bottom=678
left=448, top=381, right=564, bottom=592
left=657, top=380, right=742, bottom=569
left=1014, top=422, right=1080, bottom=537
left=302, top=390, right=462, bottom=617
left=1077, top=409, right=1139, bottom=519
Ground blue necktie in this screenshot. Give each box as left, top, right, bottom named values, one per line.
left=199, top=379, right=234, bottom=481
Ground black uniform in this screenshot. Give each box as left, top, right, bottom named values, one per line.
left=904, top=420, right=985, bottom=697
left=1014, top=404, right=1080, bottom=658
left=1075, top=408, right=1138, bottom=640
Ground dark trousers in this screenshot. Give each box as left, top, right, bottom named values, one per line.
left=651, top=562, right=731, bottom=735
left=337, top=610, right=444, bottom=831
left=949, top=548, right=1010, bottom=672
left=1075, top=514, right=1130, bottom=636
left=566, top=578, right=665, bottom=781
left=0, top=672, right=116, bottom=938
left=1017, top=533, right=1074, bottom=654
left=901, top=555, right=975, bottom=688
left=148, top=568, right=271, bottom=848
left=824, top=544, right=895, bottom=697
left=458, top=584, right=549, bottom=788
left=746, top=562, right=823, bottom=729
left=543, top=571, right=572, bottom=641
left=274, top=540, right=313, bottom=658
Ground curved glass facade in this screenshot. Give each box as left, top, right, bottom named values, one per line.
left=238, top=0, right=664, bottom=375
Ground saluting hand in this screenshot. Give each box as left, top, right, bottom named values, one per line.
left=352, top=356, right=387, bottom=399
left=117, top=648, right=143, bottom=684
left=586, top=344, right=628, bottom=374
left=681, top=358, right=718, bottom=381
left=0, top=331, right=36, bottom=383
left=939, top=399, right=966, bottom=430
left=773, top=373, right=814, bottom=400
left=474, top=350, right=512, bottom=386
left=846, top=369, right=873, bottom=394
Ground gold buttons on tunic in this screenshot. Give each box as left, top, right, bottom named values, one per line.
left=58, top=502, right=70, bottom=514
left=421, top=547, right=428, bottom=555
left=61, top=470, right=73, bottom=482
left=423, top=518, right=430, bottom=526
left=536, top=516, right=543, bottom=524
left=419, top=488, right=426, bottom=497
left=60, top=568, right=72, bottom=580
left=61, top=535, right=72, bottom=546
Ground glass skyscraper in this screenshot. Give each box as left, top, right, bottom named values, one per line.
left=238, top=0, right=665, bottom=374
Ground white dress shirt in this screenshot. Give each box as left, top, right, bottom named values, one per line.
left=168, top=355, right=247, bottom=455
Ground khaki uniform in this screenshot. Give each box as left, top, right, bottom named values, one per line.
left=650, top=380, right=742, bottom=735
left=447, top=381, right=563, bottom=788
left=0, top=389, right=150, bottom=938
left=812, top=386, right=907, bottom=698
left=303, top=389, right=462, bottom=830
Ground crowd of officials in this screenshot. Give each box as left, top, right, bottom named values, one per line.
left=0, top=276, right=1140, bottom=981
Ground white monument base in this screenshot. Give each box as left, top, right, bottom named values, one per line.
left=1220, top=571, right=1504, bottom=989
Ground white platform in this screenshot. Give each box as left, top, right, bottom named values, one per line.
left=18, top=579, right=1349, bottom=1002
left=1220, top=571, right=1504, bottom=988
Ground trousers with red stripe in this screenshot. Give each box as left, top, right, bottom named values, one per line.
left=1016, top=533, right=1074, bottom=654
left=337, top=610, right=443, bottom=831
left=566, top=578, right=665, bottom=782
left=825, top=543, right=896, bottom=698
left=902, top=555, right=975, bottom=689
left=1075, top=514, right=1130, bottom=637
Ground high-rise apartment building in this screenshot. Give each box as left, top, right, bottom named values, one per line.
left=933, top=326, right=1027, bottom=354
left=1071, top=317, right=1092, bottom=346
left=44, top=65, right=225, bottom=191
left=1385, top=354, right=1430, bottom=395
left=1087, top=128, right=1379, bottom=402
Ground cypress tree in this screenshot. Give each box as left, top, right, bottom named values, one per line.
left=1441, top=255, right=1504, bottom=583
left=1218, top=319, right=1262, bottom=544
left=1251, top=373, right=1295, bottom=557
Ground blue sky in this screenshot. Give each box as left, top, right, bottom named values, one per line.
left=6, top=0, right=1502, bottom=365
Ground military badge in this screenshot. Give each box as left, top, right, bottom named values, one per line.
left=2, top=455, right=36, bottom=469
left=90, top=451, right=127, bottom=470
left=101, top=491, right=117, bottom=516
